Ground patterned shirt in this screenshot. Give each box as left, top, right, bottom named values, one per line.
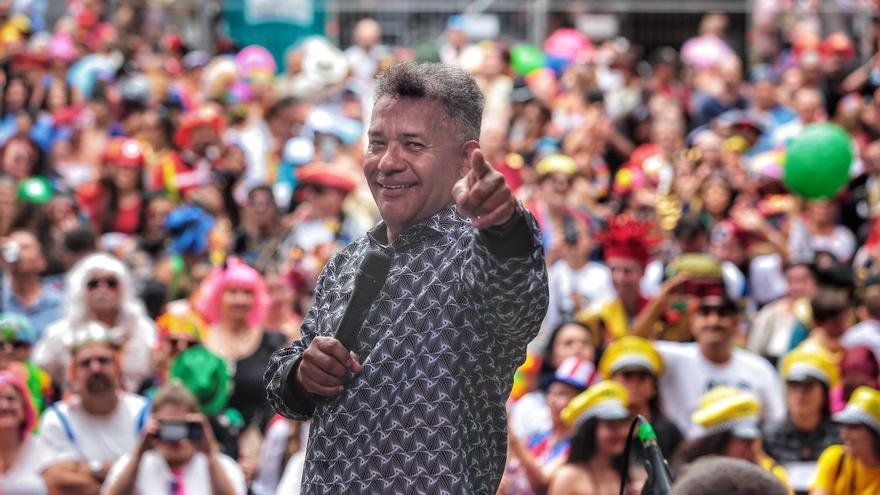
left=763, top=418, right=841, bottom=464
left=265, top=204, right=549, bottom=494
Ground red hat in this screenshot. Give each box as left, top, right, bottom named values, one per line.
left=102, top=138, right=144, bottom=168
left=793, top=32, right=822, bottom=58
left=599, top=215, right=656, bottom=267
left=174, top=106, right=225, bottom=149
left=295, top=163, right=359, bottom=194
left=822, top=32, right=855, bottom=60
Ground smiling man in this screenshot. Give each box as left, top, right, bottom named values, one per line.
left=265, top=62, right=549, bottom=494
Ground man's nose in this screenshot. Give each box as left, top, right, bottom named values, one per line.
left=377, top=142, right=406, bottom=174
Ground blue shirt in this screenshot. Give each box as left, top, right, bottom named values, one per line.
left=2, top=281, right=63, bottom=340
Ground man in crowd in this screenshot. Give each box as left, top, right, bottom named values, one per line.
left=0, top=230, right=62, bottom=339
left=37, top=328, right=151, bottom=494
left=265, top=62, right=548, bottom=493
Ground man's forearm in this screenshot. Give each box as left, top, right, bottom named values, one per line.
left=207, top=453, right=238, bottom=495
left=105, top=453, right=143, bottom=495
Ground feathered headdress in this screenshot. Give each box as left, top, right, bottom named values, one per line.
left=599, top=215, right=657, bottom=267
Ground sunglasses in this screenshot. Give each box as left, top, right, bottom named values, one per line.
left=696, top=304, right=737, bottom=317
left=0, top=340, right=27, bottom=350
left=86, top=277, right=118, bottom=291
left=76, top=356, right=114, bottom=369
left=167, top=338, right=198, bottom=350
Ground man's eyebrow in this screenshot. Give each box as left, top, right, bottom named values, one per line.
left=400, top=132, right=426, bottom=140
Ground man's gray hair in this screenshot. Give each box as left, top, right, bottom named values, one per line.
left=374, top=62, right=485, bottom=142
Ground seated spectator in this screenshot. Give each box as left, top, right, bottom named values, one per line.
left=547, top=381, right=633, bottom=495
left=37, top=327, right=151, bottom=494
left=506, top=356, right=595, bottom=494
left=139, top=300, right=207, bottom=394
left=0, top=230, right=62, bottom=339
left=811, top=387, right=880, bottom=494
left=599, top=336, right=683, bottom=457
left=673, top=386, right=790, bottom=490
left=796, top=286, right=852, bottom=359
left=103, top=383, right=246, bottom=495
left=0, top=313, right=52, bottom=414
left=763, top=347, right=841, bottom=493
left=842, top=274, right=880, bottom=360
left=0, top=370, right=44, bottom=494
left=33, top=253, right=157, bottom=391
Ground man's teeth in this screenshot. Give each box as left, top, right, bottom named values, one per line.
left=382, top=184, right=414, bottom=189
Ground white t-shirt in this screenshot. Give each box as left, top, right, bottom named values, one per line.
left=842, top=319, right=880, bottom=363
left=275, top=450, right=306, bottom=495
left=747, top=299, right=798, bottom=359
left=0, top=435, right=47, bottom=494
left=544, top=260, right=615, bottom=332
left=508, top=390, right=551, bottom=442
left=35, top=392, right=149, bottom=471
left=655, top=341, right=786, bottom=438
left=101, top=451, right=246, bottom=495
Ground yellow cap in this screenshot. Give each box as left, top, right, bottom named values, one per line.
left=598, top=336, right=663, bottom=379
left=561, top=380, right=630, bottom=427
left=536, top=154, right=577, bottom=177
left=691, top=386, right=762, bottom=438
left=665, top=253, right=723, bottom=278
left=781, top=346, right=840, bottom=388
left=834, top=386, right=880, bottom=434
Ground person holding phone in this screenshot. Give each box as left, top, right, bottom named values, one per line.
left=103, top=382, right=246, bottom=495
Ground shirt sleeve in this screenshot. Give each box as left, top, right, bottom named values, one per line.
left=263, top=256, right=338, bottom=420
left=218, top=454, right=248, bottom=495
left=34, top=408, right=80, bottom=472
left=464, top=208, right=549, bottom=346
left=810, top=444, right=845, bottom=491
left=759, top=359, right=787, bottom=425
left=99, top=455, right=130, bottom=495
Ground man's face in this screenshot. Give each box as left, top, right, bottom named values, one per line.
left=753, top=80, right=777, bottom=111
left=7, top=231, right=45, bottom=276
left=786, top=265, right=817, bottom=300
left=365, top=96, right=470, bottom=238
left=691, top=296, right=738, bottom=355
left=72, top=343, right=119, bottom=396
left=189, top=124, right=218, bottom=156
left=248, top=190, right=277, bottom=227
left=607, top=257, right=644, bottom=297
left=85, top=269, right=121, bottom=316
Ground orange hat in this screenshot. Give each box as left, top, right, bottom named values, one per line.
left=822, top=32, right=855, bottom=60
left=102, top=138, right=144, bottom=168
left=296, top=163, right=359, bottom=194
left=174, top=106, right=225, bottom=149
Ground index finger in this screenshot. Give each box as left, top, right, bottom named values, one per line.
left=470, top=148, right=491, bottom=178
left=313, top=336, right=355, bottom=367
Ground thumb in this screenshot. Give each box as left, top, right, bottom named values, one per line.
left=452, top=175, right=469, bottom=206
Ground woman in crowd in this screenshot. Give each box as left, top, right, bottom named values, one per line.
left=505, top=356, right=595, bottom=494
left=547, top=381, right=633, bottom=495
left=673, top=386, right=790, bottom=489
left=810, top=387, right=880, bottom=494
left=77, top=137, right=147, bottom=235
left=599, top=336, right=682, bottom=457
left=764, top=348, right=841, bottom=494
left=0, top=370, right=44, bottom=494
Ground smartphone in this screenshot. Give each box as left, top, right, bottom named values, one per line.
left=157, top=420, right=203, bottom=442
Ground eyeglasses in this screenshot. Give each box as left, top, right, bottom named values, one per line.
left=76, top=356, right=114, bottom=369
left=696, top=304, right=737, bottom=317
left=86, top=277, right=118, bottom=291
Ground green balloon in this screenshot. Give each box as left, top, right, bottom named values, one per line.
left=511, top=44, right=546, bottom=76
left=783, top=123, right=853, bottom=200
left=16, top=176, right=53, bottom=204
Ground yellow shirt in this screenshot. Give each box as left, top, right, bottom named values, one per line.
left=758, top=453, right=794, bottom=495
left=811, top=444, right=880, bottom=494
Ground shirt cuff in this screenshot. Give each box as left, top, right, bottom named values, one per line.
left=281, top=357, right=316, bottom=418
left=478, top=206, right=533, bottom=259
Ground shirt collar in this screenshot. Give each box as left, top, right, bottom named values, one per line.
left=368, top=203, right=461, bottom=249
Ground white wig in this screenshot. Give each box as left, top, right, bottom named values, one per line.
left=63, top=253, right=148, bottom=332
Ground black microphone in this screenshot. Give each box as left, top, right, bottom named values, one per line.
left=333, top=249, right=392, bottom=350
left=637, top=417, right=673, bottom=495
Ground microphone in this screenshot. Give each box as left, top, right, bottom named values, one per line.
left=333, top=249, right=392, bottom=350
left=637, top=418, right=673, bottom=495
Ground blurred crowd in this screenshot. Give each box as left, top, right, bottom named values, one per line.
left=2, top=0, right=880, bottom=494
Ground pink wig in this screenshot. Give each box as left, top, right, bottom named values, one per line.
left=0, top=371, right=37, bottom=440
left=195, top=257, right=269, bottom=328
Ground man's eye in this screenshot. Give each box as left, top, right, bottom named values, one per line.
left=406, top=142, right=424, bottom=150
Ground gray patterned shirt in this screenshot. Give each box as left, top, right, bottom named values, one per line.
left=265, top=204, right=548, bottom=494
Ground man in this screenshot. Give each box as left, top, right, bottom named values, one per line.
left=843, top=275, right=880, bottom=359
left=33, top=253, right=157, bottom=391
left=670, top=457, right=789, bottom=495
left=37, top=327, right=151, bottom=495
left=264, top=62, right=548, bottom=493
left=797, top=285, right=852, bottom=359
left=653, top=277, right=785, bottom=438
left=1, top=229, right=62, bottom=338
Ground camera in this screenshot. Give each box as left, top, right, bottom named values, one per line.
left=157, top=420, right=203, bottom=442
left=1, top=241, right=20, bottom=264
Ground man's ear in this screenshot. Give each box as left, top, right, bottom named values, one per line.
left=460, top=140, right=480, bottom=178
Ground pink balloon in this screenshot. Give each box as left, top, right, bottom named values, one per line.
left=681, top=35, right=732, bottom=69
left=543, top=28, right=592, bottom=60
left=235, top=45, right=277, bottom=77
left=48, top=34, right=77, bottom=62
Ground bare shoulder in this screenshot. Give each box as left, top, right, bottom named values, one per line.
left=547, top=464, right=592, bottom=495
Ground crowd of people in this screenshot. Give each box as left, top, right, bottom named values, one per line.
left=0, top=0, right=880, bottom=494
